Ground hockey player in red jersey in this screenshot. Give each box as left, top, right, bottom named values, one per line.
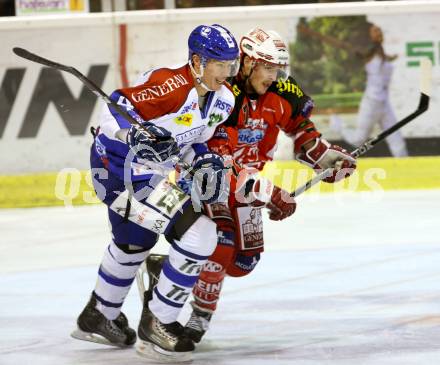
left=178, top=27, right=357, bottom=343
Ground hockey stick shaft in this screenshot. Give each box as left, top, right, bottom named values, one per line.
left=12, top=47, right=156, bottom=140
left=291, top=58, right=432, bottom=198
left=12, top=47, right=203, bottom=173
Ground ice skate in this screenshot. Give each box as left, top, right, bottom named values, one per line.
left=184, top=301, right=213, bottom=343
left=71, top=294, right=136, bottom=347
left=136, top=291, right=194, bottom=362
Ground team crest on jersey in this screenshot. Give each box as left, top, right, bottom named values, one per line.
left=276, top=79, right=304, bottom=97
left=174, top=113, right=193, bottom=127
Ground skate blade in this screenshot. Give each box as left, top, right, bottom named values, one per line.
left=71, top=328, right=125, bottom=348
left=136, top=340, right=192, bottom=363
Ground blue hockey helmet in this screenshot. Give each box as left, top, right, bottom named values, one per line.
left=188, top=24, right=239, bottom=62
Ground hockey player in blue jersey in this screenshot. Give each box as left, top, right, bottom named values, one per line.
left=71, top=24, right=240, bottom=362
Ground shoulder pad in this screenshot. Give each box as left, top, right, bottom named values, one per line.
left=268, top=76, right=314, bottom=119
left=269, top=76, right=305, bottom=99
left=218, top=84, right=235, bottom=105
left=224, top=78, right=246, bottom=127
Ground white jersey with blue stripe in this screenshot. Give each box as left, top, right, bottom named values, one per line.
left=93, top=63, right=235, bottom=181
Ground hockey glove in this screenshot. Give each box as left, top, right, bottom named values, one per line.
left=237, top=178, right=296, bottom=221
left=191, top=152, right=228, bottom=204
left=266, top=185, right=297, bottom=221
left=126, top=123, right=180, bottom=163
left=296, top=138, right=356, bottom=183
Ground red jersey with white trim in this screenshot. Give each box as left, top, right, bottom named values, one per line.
left=207, top=76, right=320, bottom=171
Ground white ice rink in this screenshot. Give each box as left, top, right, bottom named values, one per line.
left=1, top=190, right=440, bottom=365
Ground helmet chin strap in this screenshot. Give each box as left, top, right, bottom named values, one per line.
left=189, top=61, right=213, bottom=92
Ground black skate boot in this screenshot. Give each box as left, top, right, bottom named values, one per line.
left=71, top=294, right=136, bottom=347
left=183, top=301, right=213, bottom=343
left=136, top=290, right=194, bottom=362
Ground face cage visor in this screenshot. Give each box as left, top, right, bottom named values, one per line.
left=254, top=60, right=290, bottom=82
left=189, top=54, right=240, bottom=91
left=204, top=57, right=240, bottom=78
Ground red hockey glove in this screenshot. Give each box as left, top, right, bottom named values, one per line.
left=266, top=185, right=297, bottom=221
left=296, top=138, right=356, bottom=183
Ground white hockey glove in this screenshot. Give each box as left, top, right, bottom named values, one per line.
left=236, top=177, right=296, bottom=221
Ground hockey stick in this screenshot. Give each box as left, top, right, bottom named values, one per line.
left=11, top=47, right=199, bottom=171
left=12, top=47, right=158, bottom=139
left=290, top=58, right=432, bottom=198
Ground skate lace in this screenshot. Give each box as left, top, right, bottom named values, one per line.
left=152, top=273, right=160, bottom=284
left=116, top=312, right=128, bottom=328
left=154, top=319, right=178, bottom=342
left=105, top=320, right=124, bottom=338
left=187, top=312, right=210, bottom=332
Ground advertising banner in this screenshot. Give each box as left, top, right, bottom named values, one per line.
left=281, top=13, right=440, bottom=158
left=1, top=4, right=439, bottom=176
left=15, top=0, right=89, bottom=16
left=0, top=17, right=115, bottom=173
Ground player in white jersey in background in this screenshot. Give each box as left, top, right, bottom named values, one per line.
left=300, top=22, right=408, bottom=157
left=71, top=24, right=239, bottom=362
left=330, top=24, right=408, bottom=157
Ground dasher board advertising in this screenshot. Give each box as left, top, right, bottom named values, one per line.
left=15, top=0, right=89, bottom=16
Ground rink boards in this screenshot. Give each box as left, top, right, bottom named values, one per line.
left=0, top=156, right=439, bottom=208
left=1, top=1, right=440, bottom=176
left=0, top=1, right=439, bottom=208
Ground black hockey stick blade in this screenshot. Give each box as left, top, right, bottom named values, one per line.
left=11, top=47, right=189, bottom=166
left=12, top=47, right=157, bottom=134
left=14, top=47, right=72, bottom=73
left=291, top=58, right=432, bottom=198
left=13, top=47, right=112, bottom=103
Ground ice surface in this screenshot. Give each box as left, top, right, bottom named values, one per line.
left=1, top=190, right=440, bottom=364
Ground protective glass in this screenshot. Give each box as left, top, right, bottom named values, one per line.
left=206, top=57, right=240, bottom=78
left=258, top=61, right=290, bottom=81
